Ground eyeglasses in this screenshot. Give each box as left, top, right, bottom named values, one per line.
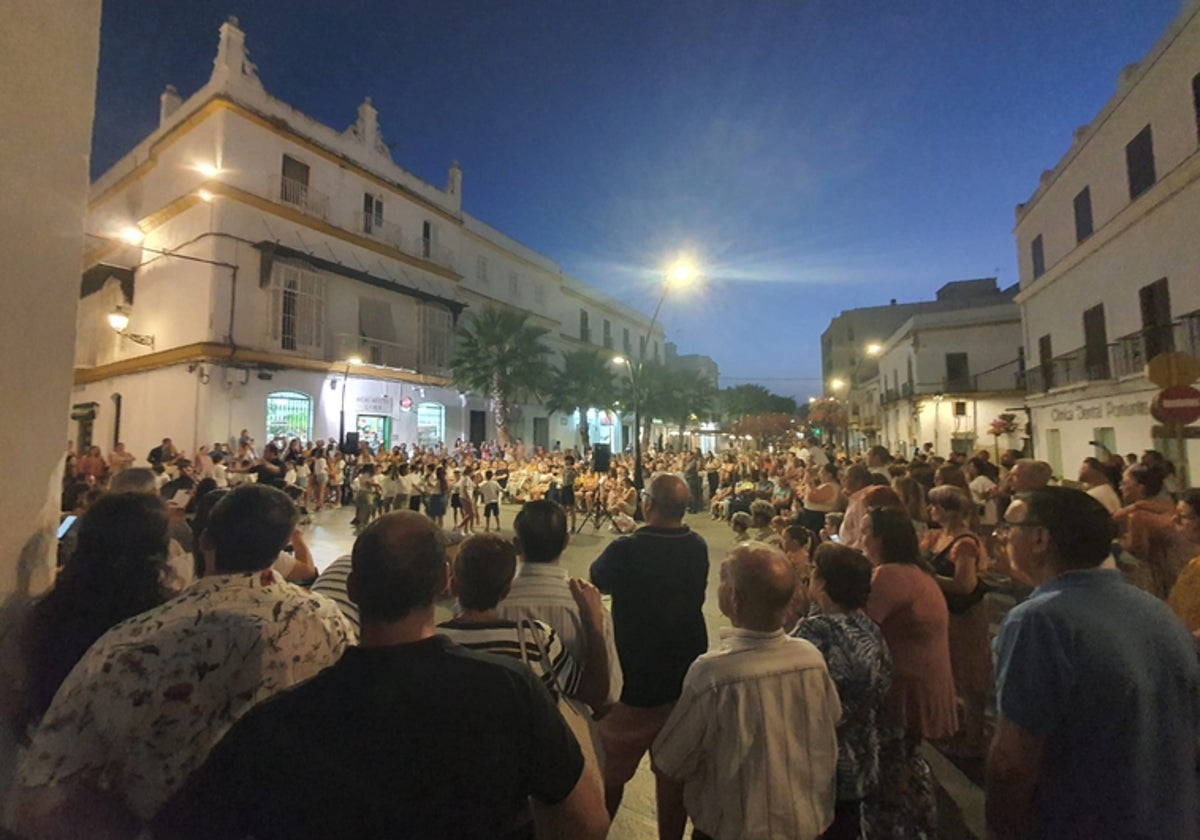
left=992, top=520, right=1046, bottom=539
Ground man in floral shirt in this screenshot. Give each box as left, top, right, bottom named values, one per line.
left=14, top=484, right=354, bottom=836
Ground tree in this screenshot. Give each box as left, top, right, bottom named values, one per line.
left=806, top=397, right=847, bottom=442
left=450, top=307, right=552, bottom=445
left=730, top=413, right=799, bottom=450
left=720, top=383, right=797, bottom=421
left=629, top=364, right=717, bottom=451
left=543, top=349, right=618, bottom=452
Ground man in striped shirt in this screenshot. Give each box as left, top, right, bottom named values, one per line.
left=497, top=500, right=623, bottom=705
left=652, top=542, right=842, bottom=840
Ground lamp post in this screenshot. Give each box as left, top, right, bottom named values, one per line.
left=338, top=355, right=363, bottom=453
left=618, top=258, right=696, bottom=491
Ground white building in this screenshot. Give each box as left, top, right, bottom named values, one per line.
left=852, top=294, right=1025, bottom=458
left=72, top=18, right=667, bottom=460
left=1013, top=0, right=1200, bottom=480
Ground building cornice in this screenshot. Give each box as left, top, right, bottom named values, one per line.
left=559, top=283, right=663, bottom=334
left=74, top=342, right=451, bottom=387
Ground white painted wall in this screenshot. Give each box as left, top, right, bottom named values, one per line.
left=0, top=0, right=102, bottom=807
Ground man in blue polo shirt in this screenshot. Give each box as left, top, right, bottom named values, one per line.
left=987, top=486, right=1200, bottom=839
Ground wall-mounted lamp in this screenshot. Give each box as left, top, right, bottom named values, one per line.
left=118, top=226, right=145, bottom=246
left=107, top=305, right=154, bottom=348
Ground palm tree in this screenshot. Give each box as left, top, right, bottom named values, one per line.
left=450, top=307, right=552, bottom=445
left=543, top=349, right=618, bottom=452
left=629, top=363, right=716, bottom=452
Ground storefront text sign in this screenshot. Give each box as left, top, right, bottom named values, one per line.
left=1049, top=398, right=1150, bottom=422
left=355, top=395, right=394, bottom=414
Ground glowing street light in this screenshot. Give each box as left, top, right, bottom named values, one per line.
left=865, top=342, right=884, bottom=357
left=119, top=226, right=145, bottom=246
left=195, top=162, right=220, bottom=178
left=829, top=378, right=846, bottom=391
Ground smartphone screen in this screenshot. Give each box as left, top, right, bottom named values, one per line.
left=56, top=515, right=77, bottom=540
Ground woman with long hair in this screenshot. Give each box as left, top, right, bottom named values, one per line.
left=12, top=493, right=172, bottom=739
left=925, top=485, right=992, bottom=757
left=861, top=506, right=956, bottom=838
left=1166, top=489, right=1200, bottom=631
left=425, top=465, right=449, bottom=528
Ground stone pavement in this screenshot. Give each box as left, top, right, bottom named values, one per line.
left=302, top=501, right=985, bottom=839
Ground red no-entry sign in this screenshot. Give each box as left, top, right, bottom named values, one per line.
left=1151, top=385, right=1200, bottom=426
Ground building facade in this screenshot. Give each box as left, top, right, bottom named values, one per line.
left=72, top=19, right=668, bottom=460
left=1013, top=0, right=1200, bottom=480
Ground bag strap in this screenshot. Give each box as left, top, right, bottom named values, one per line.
left=519, top=618, right=566, bottom=699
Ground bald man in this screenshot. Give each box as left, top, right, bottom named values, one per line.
left=590, top=473, right=709, bottom=837
left=652, top=543, right=841, bottom=840
left=156, top=512, right=608, bottom=840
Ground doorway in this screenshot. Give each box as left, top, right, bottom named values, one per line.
left=356, top=414, right=392, bottom=453
left=469, top=410, right=486, bottom=446
left=533, top=416, right=550, bottom=451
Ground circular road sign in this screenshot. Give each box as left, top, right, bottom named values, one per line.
left=1151, top=385, right=1200, bottom=426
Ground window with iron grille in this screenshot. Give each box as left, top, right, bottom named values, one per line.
left=269, top=262, right=325, bottom=353
left=1126, top=125, right=1156, bottom=200
left=266, top=391, right=313, bottom=444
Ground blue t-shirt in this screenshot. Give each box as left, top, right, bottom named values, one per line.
left=994, top=568, right=1200, bottom=839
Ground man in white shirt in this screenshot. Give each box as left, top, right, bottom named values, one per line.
left=497, top=500, right=622, bottom=705
left=836, top=465, right=873, bottom=551
left=652, top=542, right=841, bottom=840
left=477, top=470, right=503, bottom=532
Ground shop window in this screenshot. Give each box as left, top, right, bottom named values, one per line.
left=266, top=391, right=313, bottom=443
left=417, top=402, right=445, bottom=447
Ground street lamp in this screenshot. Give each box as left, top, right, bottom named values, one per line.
left=623, top=257, right=698, bottom=491
left=106, top=305, right=155, bottom=348
left=338, top=355, right=363, bottom=453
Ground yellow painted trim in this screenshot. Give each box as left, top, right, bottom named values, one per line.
left=74, top=342, right=451, bottom=388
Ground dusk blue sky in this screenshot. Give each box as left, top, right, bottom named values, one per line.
left=91, top=0, right=1184, bottom=402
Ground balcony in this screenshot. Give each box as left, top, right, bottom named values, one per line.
left=358, top=213, right=405, bottom=251
left=271, top=175, right=329, bottom=220
left=1026, top=317, right=1200, bottom=394
left=411, top=235, right=458, bottom=273
left=334, top=333, right=418, bottom=370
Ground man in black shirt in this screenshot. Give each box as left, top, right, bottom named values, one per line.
left=590, top=473, right=708, bottom=840
left=154, top=511, right=609, bottom=840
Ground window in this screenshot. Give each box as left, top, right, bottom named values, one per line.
left=639, top=335, right=646, bottom=358
left=1126, top=125, right=1156, bottom=200
left=906, top=357, right=914, bottom=389
left=603, top=319, right=612, bottom=349
left=1038, top=334, right=1054, bottom=389
left=623, top=328, right=632, bottom=354
left=266, top=391, right=313, bottom=443
left=1193, top=73, right=1200, bottom=143
left=280, top=155, right=309, bottom=205
left=419, top=303, right=453, bottom=374
left=363, top=193, right=383, bottom=235
left=580, top=310, right=590, bottom=342
left=269, top=262, right=325, bottom=353
left=422, top=220, right=437, bottom=259
left=1073, top=186, right=1093, bottom=242
left=509, top=273, right=521, bottom=301
left=653, top=341, right=659, bottom=362
left=476, top=256, right=489, bottom=286
left=416, top=402, right=445, bottom=447
left=1083, top=303, right=1110, bottom=379
left=532, top=282, right=544, bottom=306
left=1031, top=234, right=1045, bottom=279
left=1139, top=277, right=1173, bottom=358
left=944, top=352, right=970, bottom=390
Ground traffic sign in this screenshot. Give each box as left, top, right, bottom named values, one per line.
left=1146, top=352, right=1200, bottom=389
left=1150, top=385, right=1200, bottom=426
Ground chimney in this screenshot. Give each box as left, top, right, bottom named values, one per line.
left=355, top=97, right=379, bottom=147
left=447, top=161, right=462, bottom=197
left=159, top=84, right=182, bottom=126
left=211, top=16, right=262, bottom=90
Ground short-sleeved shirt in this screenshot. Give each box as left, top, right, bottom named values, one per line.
left=152, top=638, right=584, bottom=839
left=437, top=618, right=581, bottom=699
left=793, top=611, right=892, bottom=801
left=995, top=568, right=1200, bottom=839
left=18, top=570, right=354, bottom=820
left=590, top=525, right=708, bottom=707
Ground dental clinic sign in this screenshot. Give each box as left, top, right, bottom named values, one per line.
left=1050, top=399, right=1151, bottom=422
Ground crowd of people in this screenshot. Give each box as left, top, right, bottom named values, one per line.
left=5, top=433, right=1200, bottom=838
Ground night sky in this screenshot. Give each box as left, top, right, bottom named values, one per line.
left=91, top=0, right=1182, bottom=402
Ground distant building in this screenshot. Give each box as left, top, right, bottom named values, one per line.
left=864, top=294, right=1024, bottom=457
left=71, top=18, right=668, bottom=457
left=1013, top=0, right=1200, bottom=479
left=665, top=342, right=720, bottom=386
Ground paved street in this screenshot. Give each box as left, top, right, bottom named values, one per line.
left=303, top=502, right=984, bottom=839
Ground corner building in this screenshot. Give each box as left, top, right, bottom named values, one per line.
left=1014, top=1, right=1200, bottom=478
left=71, top=18, right=666, bottom=457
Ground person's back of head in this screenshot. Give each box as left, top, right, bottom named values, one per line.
left=513, top=500, right=568, bottom=564
left=731, top=511, right=751, bottom=533
left=811, top=543, right=873, bottom=610
left=644, top=474, right=689, bottom=524
left=843, top=465, right=872, bottom=494
left=866, top=472, right=890, bottom=487
left=866, top=445, right=892, bottom=467
left=25, top=493, right=171, bottom=734
left=723, top=542, right=795, bottom=632
left=749, top=500, right=774, bottom=526
left=110, top=467, right=158, bottom=495
left=928, top=484, right=974, bottom=525
left=351, top=511, right=447, bottom=624
left=866, top=506, right=921, bottom=567
left=203, top=484, right=297, bottom=573
left=860, top=485, right=902, bottom=511
left=1016, top=486, right=1116, bottom=570
left=892, top=476, right=927, bottom=522
left=1011, top=459, right=1053, bottom=491
left=452, top=534, right=518, bottom=611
